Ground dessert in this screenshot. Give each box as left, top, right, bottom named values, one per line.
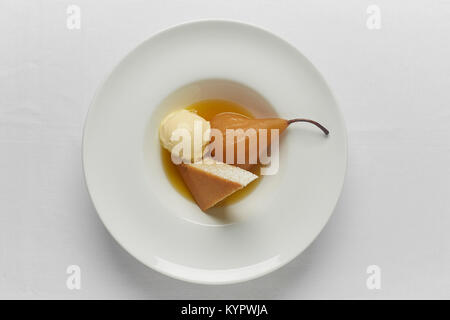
left=158, top=99, right=329, bottom=212
left=159, top=100, right=261, bottom=208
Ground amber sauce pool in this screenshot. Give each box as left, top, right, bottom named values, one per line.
left=160, top=99, right=262, bottom=206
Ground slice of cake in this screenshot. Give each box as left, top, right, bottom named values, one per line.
left=177, top=160, right=258, bottom=211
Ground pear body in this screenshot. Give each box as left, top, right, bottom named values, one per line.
left=210, top=112, right=288, bottom=170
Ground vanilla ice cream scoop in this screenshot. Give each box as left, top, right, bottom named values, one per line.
left=159, top=109, right=211, bottom=162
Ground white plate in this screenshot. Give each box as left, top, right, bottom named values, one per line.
left=83, top=20, right=347, bottom=284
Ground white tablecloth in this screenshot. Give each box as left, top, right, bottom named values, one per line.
left=1, top=0, right=449, bottom=299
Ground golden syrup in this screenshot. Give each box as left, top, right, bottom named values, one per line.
left=160, top=99, right=262, bottom=206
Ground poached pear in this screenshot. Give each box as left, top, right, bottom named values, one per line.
left=210, top=112, right=329, bottom=170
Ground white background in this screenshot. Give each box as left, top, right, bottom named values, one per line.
left=1, top=0, right=449, bottom=299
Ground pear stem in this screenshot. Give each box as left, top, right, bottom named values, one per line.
left=287, top=119, right=329, bottom=135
